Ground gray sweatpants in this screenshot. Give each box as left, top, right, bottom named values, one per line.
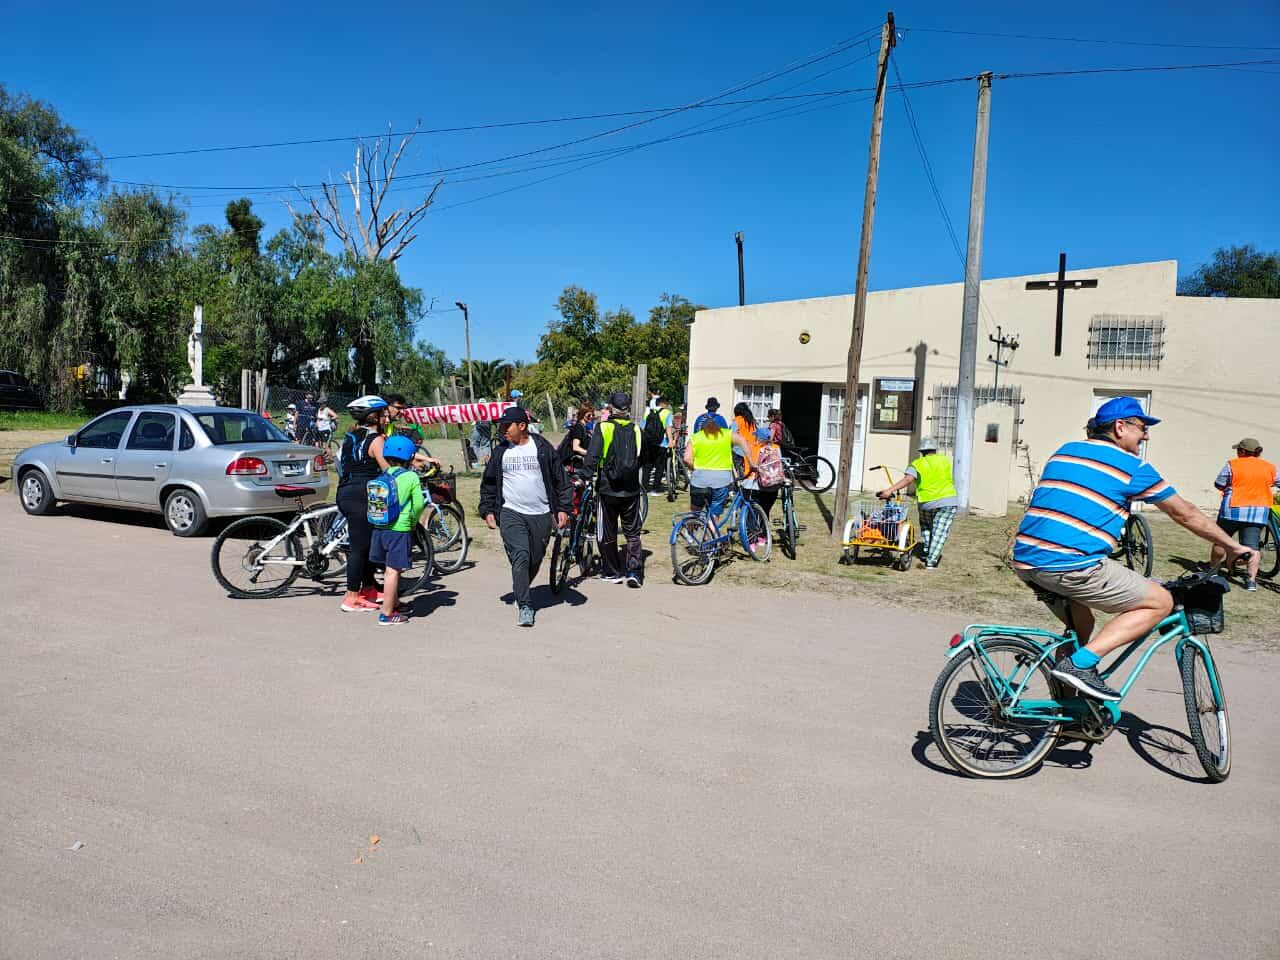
left=500, top=508, right=554, bottom=607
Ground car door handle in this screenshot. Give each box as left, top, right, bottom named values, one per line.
left=100, top=458, right=114, bottom=464
left=154, top=463, right=168, bottom=469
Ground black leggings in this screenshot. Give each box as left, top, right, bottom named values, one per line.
left=750, top=486, right=779, bottom=518
left=338, top=485, right=379, bottom=592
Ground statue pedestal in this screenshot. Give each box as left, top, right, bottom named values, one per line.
left=176, top=384, right=217, bottom=407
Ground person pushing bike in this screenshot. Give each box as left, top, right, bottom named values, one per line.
left=1012, top=396, right=1254, bottom=701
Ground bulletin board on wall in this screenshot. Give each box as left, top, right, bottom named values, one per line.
left=871, top=377, right=916, bottom=434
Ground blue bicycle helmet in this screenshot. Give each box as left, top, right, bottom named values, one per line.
left=383, top=435, right=417, bottom=462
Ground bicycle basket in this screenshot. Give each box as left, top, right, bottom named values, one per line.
left=426, top=468, right=457, bottom=505
left=1171, top=575, right=1229, bottom=635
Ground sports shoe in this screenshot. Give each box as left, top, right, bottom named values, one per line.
left=1245, top=579, right=1258, bottom=592
left=598, top=573, right=625, bottom=584
left=518, top=604, right=535, bottom=627
left=378, top=612, right=410, bottom=626
left=1050, top=657, right=1122, bottom=702
left=358, top=586, right=379, bottom=603
left=340, top=598, right=380, bottom=613
left=626, top=572, right=642, bottom=589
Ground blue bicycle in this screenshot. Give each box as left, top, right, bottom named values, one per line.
left=928, top=570, right=1232, bottom=781
left=669, top=481, right=771, bottom=585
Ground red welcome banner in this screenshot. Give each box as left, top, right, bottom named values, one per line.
left=402, top=401, right=515, bottom=426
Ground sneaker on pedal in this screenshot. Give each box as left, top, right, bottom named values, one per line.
left=1051, top=657, right=1122, bottom=701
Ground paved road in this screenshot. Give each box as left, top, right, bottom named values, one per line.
left=2, top=499, right=1278, bottom=960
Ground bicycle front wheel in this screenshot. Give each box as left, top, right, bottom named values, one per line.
left=671, top=516, right=717, bottom=586
left=549, top=532, right=573, bottom=594
left=429, top=503, right=469, bottom=573
left=740, top=501, right=771, bottom=561
left=780, top=491, right=798, bottom=560
left=665, top=459, right=677, bottom=502
left=1122, top=513, right=1154, bottom=577
left=928, top=638, right=1062, bottom=779
left=1258, top=520, right=1279, bottom=580
left=1180, top=643, right=1231, bottom=782
left=211, top=516, right=301, bottom=598
left=798, top=455, right=835, bottom=494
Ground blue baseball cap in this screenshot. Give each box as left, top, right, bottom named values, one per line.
left=510, top=389, right=523, bottom=399
left=1094, top=396, right=1160, bottom=427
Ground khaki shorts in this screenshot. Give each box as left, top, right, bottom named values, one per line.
left=1016, top=559, right=1153, bottom=615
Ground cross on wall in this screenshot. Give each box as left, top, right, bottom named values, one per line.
left=1025, top=252, right=1098, bottom=356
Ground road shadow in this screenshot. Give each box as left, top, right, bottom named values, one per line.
left=911, top=729, right=1092, bottom=779
left=499, top=582, right=589, bottom=609
left=404, top=582, right=459, bottom=616
left=1116, top=711, right=1214, bottom=784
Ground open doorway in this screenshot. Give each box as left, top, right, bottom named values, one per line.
left=780, top=381, right=822, bottom=451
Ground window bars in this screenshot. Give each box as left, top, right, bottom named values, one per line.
left=927, top=385, right=1024, bottom=451
left=1087, top=314, right=1165, bottom=369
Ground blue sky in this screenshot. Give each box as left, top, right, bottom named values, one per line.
left=4, top=2, right=1278, bottom=365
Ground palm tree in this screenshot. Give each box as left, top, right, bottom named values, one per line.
left=461, top=358, right=511, bottom=399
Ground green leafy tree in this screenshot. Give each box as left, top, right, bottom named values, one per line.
left=1178, top=244, right=1280, bottom=299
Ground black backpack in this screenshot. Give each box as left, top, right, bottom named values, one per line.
left=643, top=408, right=665, bottom=446
left=603, top=419, right=641, bottom=485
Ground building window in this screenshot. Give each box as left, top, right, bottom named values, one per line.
left=927, top=384, right=1023, bottom=451
left=1087, top=314, right=1164, bottom=369
left=871, top=378, right=916, bottom=434
left=825, top=387, right=845, bottom=441
left=736, top=382, right=777, bottom=423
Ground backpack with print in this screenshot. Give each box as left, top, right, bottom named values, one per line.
left=755, top=442, right=786, bottom=488
left=366, top=466, right=407, bottom=528
left=602, top=420, right=642, bottom=486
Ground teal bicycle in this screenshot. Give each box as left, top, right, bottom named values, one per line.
left=928, top=570, right=1232, bottom=781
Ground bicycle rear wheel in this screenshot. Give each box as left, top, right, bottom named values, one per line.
left=1122, top=513, right=1154, bottom=577
left=797, top=455, right=835, bottom=494
left=929, top=638, right=1062, bottom=778
left=780, top=490, right=798, bottom=560
left=549, top=531, right=574, bottom=594
left=740, top=501, right=772, bottom=561
left=671, top=516, right=717, bottom=585
left=375, top=526, right=434, bottom=595
left=211, top=516, right=301, bottom=598
left=1180, top=643, right=1231, bottom=782
left=428, top=503, right=468, bottom=573
left=1258, top=520, right=1279, bottom=580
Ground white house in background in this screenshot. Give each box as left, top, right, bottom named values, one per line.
left=687, top=259, right=1280, bottom=510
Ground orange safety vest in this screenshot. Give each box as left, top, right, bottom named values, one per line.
left=1227, top=456, right=1277, bottom=509
left=734, top=415, right=763, bottom=479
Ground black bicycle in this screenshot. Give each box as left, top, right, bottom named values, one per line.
left=664, top=441, right=691, bottom=502
left=776, top=472, right=801, bottom=560
left=1112, top=512, right=1154, bottom=577
left=782, top=446, right=835, bottom=494
left=550, top=475, right=599, bottom=593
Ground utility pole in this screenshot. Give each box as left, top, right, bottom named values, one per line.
left=735, top=231, right=745, bottom=306
left=987, top=325, right=1019, bottom=392
left=831, top=12, right=896, bottom=543
left=953, top=70, right=993, bottom=515
left=455, top=301, right=474, bottom=402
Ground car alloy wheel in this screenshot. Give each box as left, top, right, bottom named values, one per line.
left=20, top=475, right=44, bottom=511
left=167, top=492, right=197, bottom=531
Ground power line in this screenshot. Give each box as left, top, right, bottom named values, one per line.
left=993, top=57, right=1280, bottom=80
left=907, top=26, right=1280, bottom=51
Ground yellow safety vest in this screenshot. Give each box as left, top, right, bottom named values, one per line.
left=909, top=452, right=957, bottom=504
left=690, top=428, right=733, bottom=471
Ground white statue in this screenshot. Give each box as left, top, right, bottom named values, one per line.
left=186, top=305, right=204, bottom=387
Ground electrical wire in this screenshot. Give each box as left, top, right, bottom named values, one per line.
left=907, top=26, right=1280, bottom=51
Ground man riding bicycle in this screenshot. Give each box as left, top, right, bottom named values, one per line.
left=1013, top=396, right=1254, bottom=701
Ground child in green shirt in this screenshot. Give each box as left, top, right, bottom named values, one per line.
left=369, top=436, right=427, bottom=625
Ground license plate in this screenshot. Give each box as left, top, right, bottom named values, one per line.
left=280, top=462, right=304, bottom=477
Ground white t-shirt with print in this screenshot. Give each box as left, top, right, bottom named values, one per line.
left=501, top=441, right=549, bottom=515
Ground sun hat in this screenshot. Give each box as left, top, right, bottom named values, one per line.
left=1233, top=437, right=1262, bottom=453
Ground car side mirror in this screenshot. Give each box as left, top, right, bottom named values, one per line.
left=66, top=434, right=77, bottom=448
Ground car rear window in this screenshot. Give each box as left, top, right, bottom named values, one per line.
left=0, top=373, right=13, bottom=386
left=195, top=412, right=289, bottom=445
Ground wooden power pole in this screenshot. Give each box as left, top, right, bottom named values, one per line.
left=953, top=71, right=993, bottom=514
left=831, top=12, right=896, bottom=542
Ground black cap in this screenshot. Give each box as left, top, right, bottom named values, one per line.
left=498, top=406, right=530, bottom=425
left=705, top=397, right=719, bottom=410
left=608, top=390, right=631, bottom=410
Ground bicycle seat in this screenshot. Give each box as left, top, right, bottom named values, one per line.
left=273, top=484, right=315, bottom=498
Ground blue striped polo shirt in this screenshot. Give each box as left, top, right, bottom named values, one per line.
left=1013, top=439, right=1176, bottom=572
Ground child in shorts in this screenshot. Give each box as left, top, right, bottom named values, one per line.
left=369, top=436, right=426, bottom=625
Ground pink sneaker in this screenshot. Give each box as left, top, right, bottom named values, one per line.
left=341, top=598, right=380, bottom=613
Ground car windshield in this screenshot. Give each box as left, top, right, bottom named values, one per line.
left=194, top=412, right=289, bottom=445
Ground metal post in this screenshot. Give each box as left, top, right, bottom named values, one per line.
left=736, top=231, right=745, bottom=306
left=456, top=301, right=474, bottom=403
left=954, top=71, right=993, bottom=515
left=831, top=13, right=896, bottom=542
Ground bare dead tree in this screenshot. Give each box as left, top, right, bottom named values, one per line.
left=289, top=124, right=443, bottom=263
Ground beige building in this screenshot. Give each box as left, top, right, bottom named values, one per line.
left=687, top=259, right=1280, bottom=512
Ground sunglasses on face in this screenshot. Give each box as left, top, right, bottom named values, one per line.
left=1121, top=418, right=1150, bottom=434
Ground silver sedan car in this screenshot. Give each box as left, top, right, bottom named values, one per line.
left=13, top=405, right=329, bottom=536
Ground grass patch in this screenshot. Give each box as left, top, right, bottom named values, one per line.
left=0, top=410, right=93, bottom=432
